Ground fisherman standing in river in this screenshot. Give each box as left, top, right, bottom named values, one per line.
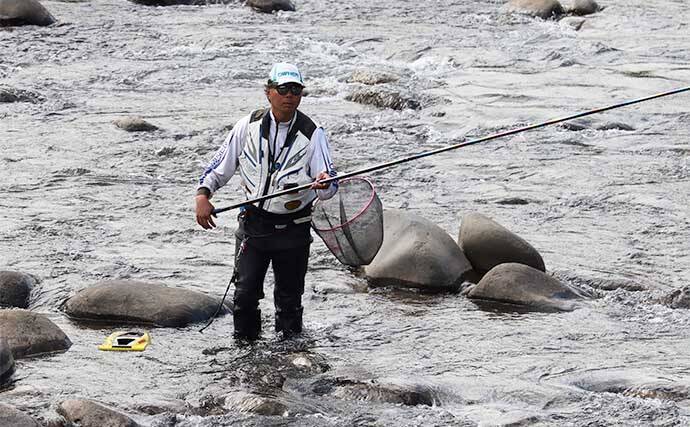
left=195, top=63, right=337, bottom=340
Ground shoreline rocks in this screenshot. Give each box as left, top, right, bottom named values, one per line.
left=0, top=309, right=72, bottom=358
left=0, top=271, right=36, bottom=309
left=467, top=263, right=587, bottom=311
left=63, top=280, right=228, bottom=327
left=364, top=210, right=472, bottom=291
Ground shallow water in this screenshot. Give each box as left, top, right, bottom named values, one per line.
left=1, top=0, right=689, bottom=425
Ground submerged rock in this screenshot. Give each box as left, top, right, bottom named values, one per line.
left=0, top=338, right=14, bottom=385
left=348, top=69, right=399, bottom=85
left=128, top=0, right=206, bottom=5
left=113, top=116, right=159, bottom=132
left=63, top=280, right=227, bottom=327
left=567, top=0, right=600, bottom=16
left=459, top=212, right=545, bottom=276
left=308, top=376, right=437, bottom=406
left=0, top=0, right=55, bottom=27
left=661, top=286, right=690, bottom=309
left=467, top=263, right=587, bottom=311
left=508, top=0, right=565, bottom=19
left=0, top=87, right=44, bottom=103
left=0, top=271, right=35, bottom=309
left=346, top=86, right=422, bottom=110
left=247, top=0, right=295, bottom=13
left=223, top=392, right=288, bottom=416
left=364, top=209, right=472, bottom=291
left=58, top=399, right=141, bottom=427
left=0, top=309, right=72, bottom=358
left=0, top=403, right=40, bottom=427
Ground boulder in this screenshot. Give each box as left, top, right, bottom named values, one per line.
left=458, top=212, right=545, bottom=275
left=0, top=271, right=35, bottom=309
left=364, top=210, right=473, bottom=291
left=346, top=86, right=421, bottom=110
left=247, top=0, right=295, bottom=13
left=0, top=0, right=55, bottom=27
left=128, top=0, right=206, bottom=5
left=568, top=0, right=600, bottom=16
left=0, top=87, right=44, bottom=103
left=63, top=280, right=227, bottom=327
left=348, top=69, right=399, bottom=85
left=661, top=286, right=690, bottom=309
left=113, top=116, right=159, bottom=132
left=0, top=309, right=72, bottom=358
left=58, top=400, right=141, bottom=427
left=223, top=392, right=288, bottom=416
left=0, top=338, right=14, bottom=384
left=467, top=263, right=586, bottom=311
left=308, top=376, right=437, bottom=406
left=508, top=0, right=565, bottom=19
left=0, top=403, right=40, bottom=427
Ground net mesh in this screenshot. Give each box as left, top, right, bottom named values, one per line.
left=311, top=177, right=383, bottom=266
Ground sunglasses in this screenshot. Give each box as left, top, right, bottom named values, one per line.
left=274, top=84, right=303, bottom=96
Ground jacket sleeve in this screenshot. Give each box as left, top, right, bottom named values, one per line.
left=197, top=115, right=251, bottom=197
left=308, top=127, right=338, bottom=201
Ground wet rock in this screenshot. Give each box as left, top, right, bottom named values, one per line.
left=0, top=403, right=40, bottom=427
left=346, top=86, right=422, bottom=110
left=348, top=69, right=399, bottom=85
left=58, top=399, right=141, bottom=427
left=596, top=121, right=635, bottom=131
left=0, top=0, right=55, bottom=27
left=661, top=286, right=690, bottom=309
left=567, top=0, right=600, bottom=16
left=223, top=392, right=288, bottom=416
left=508, top=0, right=565, bottom=19
left=0, top=309, right=72, bottom=358
left=0, top=338, right=14, bottom=385
left=560, top=17, right=586, bottom=31
left=63, top=280, right=228, bottom=327
left=364, top=209, right=472, bottom=291
left=565, top=369, right=690, bottom=402
left=128, top=0, right=206, bottom=5
left=247, top=0, right=295, bottom=13
left=467, top=263, right=587, bottom=311
left=560, top=118, right=634, bottom=131
left=0, top=87, right=44, bottom=103
left=308, top=376, right=436, bottom=406
left=113, top=116, right=159, bottom=132
left=458, top=212, right=545, bottom=276
left=0, top=271, right=35, bottom=308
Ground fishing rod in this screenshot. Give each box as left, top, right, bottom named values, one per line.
left=212, top=85, right=690, bottom=216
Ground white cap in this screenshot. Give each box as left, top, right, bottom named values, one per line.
left=268, top=62, right=305, bottom=87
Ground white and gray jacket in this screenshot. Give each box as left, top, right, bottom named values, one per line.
left=198, top=108, right=337, bottom=215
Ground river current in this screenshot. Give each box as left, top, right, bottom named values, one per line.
left=1, top=0, right=689, bottom=425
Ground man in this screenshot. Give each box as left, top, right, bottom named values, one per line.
left=195, top=63, right=337, bottom=340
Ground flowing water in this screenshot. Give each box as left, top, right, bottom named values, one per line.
left=1, top=0, right=689, bottom=425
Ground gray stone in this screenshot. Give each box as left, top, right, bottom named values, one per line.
left=346, top=87, right=421, bottom=110
left=128, top=0, right=207, bottom=5
left=0, top=309, right=72, bottom=358
left=364, top=209, right=473, bottom=291
left=113, top=116, right=159, bottom=132
left=0, top=271, right=35, bottom=309
left=63, top=280, right=228, bottom=327
left=0, top=0, right=55, bottom=27
left=508, top=0, right=565, bottom=19
left=223, top=392, right=288, bottom=416
left=661, top=286, right=690, bottom=309
left=568, top=0, right=600, bottom=16
left=0, top=403, right=40, bottom=427
left=308, top=376, right=437, bottom=406
left=348, top=69, right=399, bottom=85
left=467, top=263, right=586, bottom=311
left=458, top=212, right=545, bottom=275
left=0, top=87, right=44, bottom=103
left=247, top=0, right=295, bottom=13
left=0, top=338, right=14, bottom=385
left=58, top=399, right=141, bottom=427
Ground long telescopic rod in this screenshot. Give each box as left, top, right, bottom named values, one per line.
left=213, top=86, right=690, bottom=215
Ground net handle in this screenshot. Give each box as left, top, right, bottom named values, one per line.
left=312, top=177, right=377, bottom=232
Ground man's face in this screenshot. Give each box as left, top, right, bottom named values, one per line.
left=267, top=83, right=303, bottom=119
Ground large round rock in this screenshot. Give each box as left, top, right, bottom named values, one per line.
left=58, top=400, right=141, bottom=427
left=508, top=0, right=565, bottom=19
left=467, top=263, right=586, bottom=311
left=63, top=280, right=227, bottom=327
left=0, top=271, right=35, bottom=309
left=247, top=0, right=295, bottom=13
left=568, top=0, right=600, bottom=16
left=364, top=210, right=473, bottom=291
left=0, top=338, right=14, bottom=385
left=0, top=404, right=40, bottom=427
left=0, top=309, right=72, bottom=358
left=458, top=212, right=545, bottom=276
left=0, top=0, right=55, bottom=26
